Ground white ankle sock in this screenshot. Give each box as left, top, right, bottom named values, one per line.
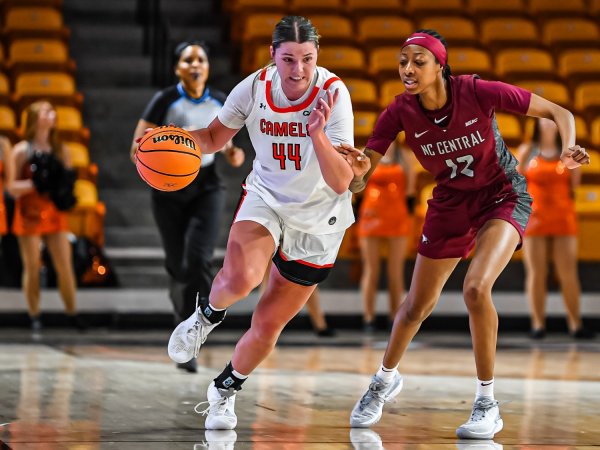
left=376, top=364, right=398, bottom=382
left=232, top=368, right=248, bottom=380
left=476, top=378, right=494, bottom=399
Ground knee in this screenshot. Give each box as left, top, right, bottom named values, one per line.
left=251, top=317, right=283, bottom=345
left=224, top=265, right=263, bottom=298
left=402, top=298, right=434, bottom=325
left=463, top=279, right=491, bottom=311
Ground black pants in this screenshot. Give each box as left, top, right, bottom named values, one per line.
left=151, top=164, right=225, bottom=322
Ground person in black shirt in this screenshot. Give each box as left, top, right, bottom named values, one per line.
left=130, top=41, right=245, bottom=372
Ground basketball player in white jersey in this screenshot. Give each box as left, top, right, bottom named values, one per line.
left=163, top=15, right=365, bottom=429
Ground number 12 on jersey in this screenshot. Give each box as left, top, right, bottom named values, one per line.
left=273, top=143, right=302, bottom=170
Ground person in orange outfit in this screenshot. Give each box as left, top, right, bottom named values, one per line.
left=7, top=101, right=84, bottom=332
left=0, top=136, right=13, bottom=237
left=518, top=117, right=594, bottom=340
left=357, top=141, right=414, bottom=332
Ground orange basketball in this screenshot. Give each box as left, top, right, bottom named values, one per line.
left=136, top=126, right=201, bottom=192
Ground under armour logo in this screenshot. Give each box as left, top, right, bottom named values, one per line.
left=222, top=377, right=234, bottom=388
left=328, top=217, right=337, bottom=225
left=303, top=110, right=311, bottom=116
left=421, top=234, right=430, bottom=244
left=259, top=103, right=267, bottom=109
left=203, top=306, right=212, bottom=317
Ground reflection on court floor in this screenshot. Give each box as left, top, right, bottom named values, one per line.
left=0, top=330, right=599, bottom=449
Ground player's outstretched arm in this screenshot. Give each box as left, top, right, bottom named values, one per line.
left=526, top=94, right=590, bottom=169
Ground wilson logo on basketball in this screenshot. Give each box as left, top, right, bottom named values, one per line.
left=152, top=133, right=197, bottom=150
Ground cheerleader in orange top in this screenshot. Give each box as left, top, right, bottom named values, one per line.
left=7, top=101, right=84, bottom=333
left=358, top=141, right=414, bottom=331
left=518, top=118, right=594, bottom=340
left=0, top=136, right=13, bottom=236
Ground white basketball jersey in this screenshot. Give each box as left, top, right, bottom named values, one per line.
left=243, top=66, right=354, bottom=234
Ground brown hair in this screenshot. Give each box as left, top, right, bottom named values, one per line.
left=24, top=101, right=63, bottom=161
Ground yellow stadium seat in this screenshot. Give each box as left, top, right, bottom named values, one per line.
left=574, top=82, right=600, bottom=115
left=13, top=72, right=83, bottom=111
left=575, top=115, right=590, bottom=146
left=558, top=49, right=600, bottom=86
left=239, top=13, right=281, bottom=43
left=447, top=47, right=493, bottom=78
left=344, top=0, right=402, bottom=18
left=418, top=16, right=478, bottom=47
left=73, top=179, right=98, bottom=209
left=495, top=48, right=554, bottom=82
left=591, top=118, right=600, bottom=148
left=245, top=46, right=272, bottom=74
left=379, top=79, right=405, bottom=109
left=227, top=0, right=286, bottom=11
left=575, top=185, right=600, bottom=214
left=494, top=113, right=523, bottom=147
left=317, top=46, right=366, bottom=77
left=528, top=0, right=587, bottom=18
left=542, top=19, right=600, bottom=51
left=480, top=18, right=539, bottom=52
left=515, top=80, right=570, bottom=107
left=3, top=7, right=69, bottom=40
left=0, top=105, right=18, bottom=142
left=289, top=0, right=342, bottom=15
left=345, top=78, right=378, bottom=110
left=7, top=39, right=75, bottom=76
left=405, top=0, right=464, bottom=19
left=309, top=15, right=354, bottom=46
left=357, top=16, right=414, bottom=48
left=468, top=0, right=526, bottom=19
left=592, top=0, right=600, bottom=16
left=580, top=150, right=600, bottom=181
left=417, top=183, right=435, bottom=217
left=64, top=141, right=90, bottom=168
left=369, top=46, right=402, bottom=81
left=0, top=73, right=10, bottom=104
left=354, top=111, right=378, bottom=146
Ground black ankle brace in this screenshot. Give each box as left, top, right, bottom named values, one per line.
left=199, top=296, right=226, bottom=324
left=214, top=362, right=246, bottom=391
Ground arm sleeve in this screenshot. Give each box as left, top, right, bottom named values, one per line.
left=325, top=81, right=354, bottom=146
left=366, top=101, right=405, bottom=155
left=217, top=72, right=259, bottom=129
left=474, top=78, right=532, bottom=116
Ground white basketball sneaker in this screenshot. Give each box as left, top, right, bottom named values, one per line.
left=168, top=296, right=224, bottom=363
left=456, top=397, right=503, bottom=439
left=350, top=372, right=403, bottom=428
left=195, top=381, right=238, bottom=430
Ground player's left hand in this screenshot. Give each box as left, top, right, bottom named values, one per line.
left=561, top=145, right=590, bottom=169
left=307, top=89, right=338, bottom=135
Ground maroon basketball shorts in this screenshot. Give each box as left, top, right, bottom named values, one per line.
left=417, top=178, right=532, bottom=259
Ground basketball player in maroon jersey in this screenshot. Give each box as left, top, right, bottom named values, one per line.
left=342, top=30, right=590, bottom=439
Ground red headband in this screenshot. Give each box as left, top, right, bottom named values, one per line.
left=401, top=33, right=447, bottom=67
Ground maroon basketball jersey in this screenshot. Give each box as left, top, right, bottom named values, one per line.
left=368, top=75, right=530, bottom=191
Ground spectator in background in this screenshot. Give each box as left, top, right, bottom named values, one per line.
left=0, top=136, right=13, bottom=238
left=130, top=41, right=245, bottom=373
left=518, top=117, right=595, bottom=340
left=7, top=101, right=84, bottom=333
left=357, top=141, right=414, bottom=332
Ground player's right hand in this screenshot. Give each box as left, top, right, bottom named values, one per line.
left=335, top=143, right=370, bottom=179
